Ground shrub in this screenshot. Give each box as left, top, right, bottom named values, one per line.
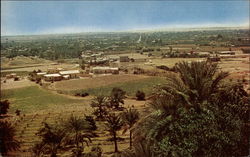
left=75, top=93, right=81, bottom=96
left=0, top=100, right=10, bottom=115
left=136, top=90, right=145, bottom=100
left=81, top=92, right=89, bottom=97
left=15, top=109, right=21, bottom=116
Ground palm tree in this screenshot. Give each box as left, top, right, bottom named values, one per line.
left=174, top=61, right=228, bottom=105
left=91, top=96, right=108, bottom=120
left=64, top=115, right=93, bottom=157
left=120, top=108, right=139, bottom=149
left=105, top=113, right=124, bottom=152
left=35, top=122, right=67, bottom=157
left=141, top=61, right=230, bottom=141
left=151, top=61, right=229, bottom=114
left=110, top=88, right=126, bottom=109
left=0, top=121, right=20, bottom=156
left=132, top=61, right=248, bottom=157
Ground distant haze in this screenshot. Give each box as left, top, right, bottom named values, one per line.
left=1, top=1, right=249, bottom=36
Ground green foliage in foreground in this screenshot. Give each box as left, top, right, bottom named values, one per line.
left=129, top=61, right=249, bottom=157
left=1, top=86, right=84, bottom=113
left=0, top=121, right=20, bottom=156
left=33, top=115, right=96, bottom=157
left=66, top=77, right=166, bottom=97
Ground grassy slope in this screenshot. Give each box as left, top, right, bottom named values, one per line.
left=1, top=56, right=52, bottom=70
left=69, top=77, right=167, bottom=97
left=1, top=86, right=85, bottom=114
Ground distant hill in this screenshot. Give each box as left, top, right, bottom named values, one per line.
left=1, top=56, right=52, bottom=70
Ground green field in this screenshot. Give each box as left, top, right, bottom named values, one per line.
left=65, top=77, right=167, bottom=97
left=1, top=86, right=87, bottom=114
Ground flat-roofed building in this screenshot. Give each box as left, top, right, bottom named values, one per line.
left=44, top=74, right=62, bottom=82
left=218, top=51, right=236, bottom=55
left=36, top=72, right=47, bottom=79
left=92, top=67, right=119, bottom=74
left=59, top=70, right=80, bottom=79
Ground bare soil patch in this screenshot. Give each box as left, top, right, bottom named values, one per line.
left=1, top=78, right=36, bottom=90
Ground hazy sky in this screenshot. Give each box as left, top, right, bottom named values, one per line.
left=1, top=1, right=249, bottom=36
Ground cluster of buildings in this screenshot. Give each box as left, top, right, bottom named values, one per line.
left=36, top=68, right=81, bottom=82
left=36, top=66, right=120, bottom=82
left=92, top=67, right=119, bottom=74
left=5, top=73, right=20, bottom=80
left=81, top=51, right=146, bottom=64
left=81, top=51, right=109, bottom=64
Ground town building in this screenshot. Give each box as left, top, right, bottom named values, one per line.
left=92, top=67, right=119, bottom=74
left=59, top=70, right=80, bottom=79
left=44, top=74, right=62, bottom=82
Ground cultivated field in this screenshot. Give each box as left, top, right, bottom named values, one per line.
left=3, top=87, right=148, bottom=157
left=52, top=74, right=149, bottom=91
left=1, top=86, right=90, bottom=114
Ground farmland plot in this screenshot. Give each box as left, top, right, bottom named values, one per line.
left=7, top=99, right=148, bottom=157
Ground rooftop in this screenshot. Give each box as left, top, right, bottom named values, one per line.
left=44, top=74, right=61, bottom=77
left=59, top=70, right=80, bottom=75
left=37, top=72, right=47, bottom=75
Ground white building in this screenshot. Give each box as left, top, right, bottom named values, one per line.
left=44, top=74, right=62, bottom=81
left=59, top=70, right=80, bottom=79
left=92, top=67, right=119, bottom=74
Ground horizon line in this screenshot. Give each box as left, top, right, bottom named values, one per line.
left=1, top=24, right=249, bottom=37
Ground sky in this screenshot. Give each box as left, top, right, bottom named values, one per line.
left=1, top=1, right=249, bottom=36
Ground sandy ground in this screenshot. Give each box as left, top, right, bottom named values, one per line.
left=1, top=77, right=36, bottom=90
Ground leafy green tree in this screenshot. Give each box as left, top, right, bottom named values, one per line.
left=105, top=113, right=124, bottom=152
left=120, top=108, right=139, bottom=149
left=110, top=88, right=126, bottom=109
left=0, top=121, right=20, bottom=156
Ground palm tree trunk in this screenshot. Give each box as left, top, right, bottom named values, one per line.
left=75, top=131, right=79, bottom=149
left=129, top=130, right=132, bottom=149
left=114, top=132, right=118, bottom=152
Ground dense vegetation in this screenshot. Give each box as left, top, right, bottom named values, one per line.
left=1, top=29, right=249, bottom=60
left=125, top=61, right=249, bottom=157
